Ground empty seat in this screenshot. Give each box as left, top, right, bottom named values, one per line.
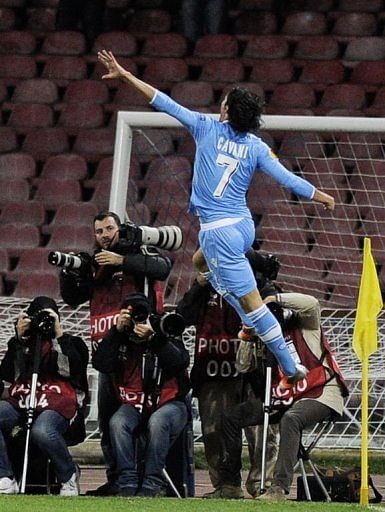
left=0, top=55, right=37, bottom=83
left=0, top=152, right=36, bottom=178
left=0, top=248, right=9, bottom=275
left=258, top=229, right=309, bottom=256
left=334, top=133, right=383, bottom=160
left=279, top=133, right=325, bottom=159
left=73, top=128, right=115, bottom=159
left=91, top=57, right=137, bottom=83
left=234, top=11, right=277, bottom=35
left=327, top=283, right=358, bottom=309
left=249, top=60, right=293, bottom=85
left=39, top=154, right=88, bottom=181
left=282, top=12, right=327, bottom=36
left=0, top=201, right=45, bottom=226
left=132, top=128, right=174, bottom=163
left=279, top=253, right=326, bottom=282
left=63, top=80, right=109, bottom=104
left=343, top=37, right=385, bottom=61
left=0, top=8, right=16, bottom=31
left=127, top=201, right=151, bottom=226
left=12, top=78, right=58, bottom=104
left=42, top=56, right=88, bottom=83
left=59, top=103, right=104, bottom=133
left=194, top=34, right=238, bottom=58
left=84, top=155, right=142, bottom=188
left=26, top=6, right=56, bottom=33
left=41, top=30, right=86, bottom=55
left=332, top=13, right=377, bottom=37
left=366, top=86, right=385, bottom=113
left=320, top=84, right=366, bottom=110
left=284, top=0, right=333, bottom=11
left=8, top=248, right=60, bottom=281
left=1, top=223, right=40, bottom=257
left=338, top=0, right=383, bottom=11
left=351, top=61, right=385, bottom=88
left=89, top=179, right=139, bottom=211
left=12, top=273, right=61, bottom=299
left=200, top=59, right=244, bottom=83
left=143, top=58, right=188, bottom=84
left=127, top=9, right=171, bottom=34
left=22, top=128, right=69, bottom=158
left=34, top=179, right=82, bottom=209
left=243, top=35, right=288, bottom=61
left=8, top=103, right=54, bottom=131
left=42, top=202, right=99, bottom=235
left=93, top=31, right=137, bottom=56
left=143, top=180, right=189, bottom=214
left=142, top=32, right=186, bottom=57
left=46, top=225, right=95, bottom=253
left=0, top=126, right=18, bottom=152
left=171, top=81, right=214, bottom=108
left=293, top=36, right=340, bottom=61
left=0, top=30, right=36, bottom=54
left=299, top=61, right=345, bottom=88
left=145, top=156, right=192, bottom=188
left=269, top=83, right=316, bottom=108
left=112, top=83, right=151, bottom=109
left=312, top=232, right=360, bottom=259
left=0, top=178, right=29, bottom=205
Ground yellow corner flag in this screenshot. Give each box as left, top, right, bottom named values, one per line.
left=352, top=237, right=383, bottom=361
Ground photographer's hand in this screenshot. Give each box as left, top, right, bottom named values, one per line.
left=44, top=308, right=63, bottom=339
left=116, top=308, right=133, bottom=333
left=133, top=318, right=155, bottom=340
left=94, top=249, right=124, bottom=267
left=16, top=313, right=31, bottom=339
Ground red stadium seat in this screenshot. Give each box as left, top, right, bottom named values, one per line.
left=84, top=156, right=141, bottom=188
left=111, top=83, right=150, bottom=110
left=0, top=127, right=18, bottom=152
left=63, top=80, right=109, bottom=104
left=89, top=179, right=139, bottom=211
left=337, top=0, right=383, bottom=11
left=142, top=33, right=187, bottom=57
left=132, top=128, right=174, bottom=163
left=8, top=103, right=54, bottom=131
left=46, top=225, right=95, bottom=253
left=343, top=37, right=385, bottom=61
left=73, top=128, right=115, bottom=160
left=143, top=180, right=189, bottom=215
left=311, top=232, right=360, bottom=259
left=257, top=229, right=310, bottom=257
left=93, top=31, right=137, bottom=56
left=299, top=61, right=344, bottom=87
left=12, top=273, right=61, bottom=299
left=334, top=133, right=383, bottom=160
left=26, top=7, right=56, bottom=32
left=91, top=57, right=137, bottom=85
left=249, top=60, right=294, bottom=86
left=282, top=12, right=327, bottom=36
left=171, top=81, right=214, bottom=108
left=332, top=13, right=377, bottom=37
left=0, top=8, right=16, bottom=31
left=279, top=133, right=325, bottom=159
left=284, top=0, right=333, bottom=10
left=8, top=248, right=60, bottom=281
left=194, top=34, right=238, bottom=58
left=233, top=11, right=277, bottom=36
left=0, top=153, right=36, bottom=179
left=0, top=178, right=29, bottom=206
left=42, top=202, right=99, bottom=235
left=22, top=128, right=69, bottom=158
left=1, top=223, right=40, bottom=257
left=269, top=83, right=316, bottom=109
left=327, top=283, right=359, bottom=309
left=41, top=30, right=86, bottom=55
left=59, top=103, right=105, bottom=134
left=145, top=156, right=192, bottom=188
left=0, top=55, right=37, bottom=84
left=12, top=78, right=58, bottom=104
left=0, top=248, right=9, bottom=275
left=293, top=36, right=340, bottom=61
left=127, top=9, right=172, bottom=34
left=143, top=58, right=188, bottom=85
left=127, top=201, right=151, bottom=226
left=320, top=84, right=366, bottom=111
left=200, top=59, right=244, bottom=84
left=243, top=36, right=289, bottom=61
left=0, top=201, right=45, bottom=226
left=39, top=154, right=88, bottom=181
left=351, top=61, right=385, bottom=88
left=42, top=56, right=88, bottom=84
left=34, top=179, right=82, bottom=209
left=0, top=30, right=36, bottom=54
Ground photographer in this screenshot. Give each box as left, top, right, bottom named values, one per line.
left=0, top=296, right=88, bottom=496
left=92, top=292, right=190, bottom=498
left=59, top=210, right=172, bottom=495
left=218, top=292, right=349, bottom=501
left=176, top=248, right=280, bottom=499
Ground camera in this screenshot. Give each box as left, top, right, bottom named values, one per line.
left=48, top=251, right=93, bottom=273
left=129, top=303, right=185, bottom=337
left=118, top=221, right=183, bottom=252
left=262, top=253, right=280, bottom=281
left=29, top=310, right=56, bottom=338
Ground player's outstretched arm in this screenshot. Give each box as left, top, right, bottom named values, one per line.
left=312, top=189, right=335, bottom=211
left=98, top=49, right=156, bottom=102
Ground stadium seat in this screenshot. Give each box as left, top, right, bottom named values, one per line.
left=59, top=103, right=105, bottom=134
left=0, top=152, right=36, bottom=179
left=0, top=30, right=36, bottom=54
left=293, top=36, right=340, bottom=61
left=127, top=201, right=151, bottom=226
left=38, top=154, right=88, bottom=182
left=285, top=0, right=333, bottom=10
left=343, top=37, right=385, bottom=61
left=0, top=178, right=29, bottom=206
left=334, top=133, right=383, bottom=160
left=352, top=190, right=385, bottom=217
left=176, top=133, right=196, bottom=162
left=332, top=13, right=377, bottom=37
left=233, top=11, right=277, bottom=35
left=0, top=55, right=37, bottom=84
left=279, top=253, right=326, bottom=281
left=282, top=12, right=327, bottom=36
left=365, top=85, right=385, bottom=115
left=326, top=283, right=358, bottom=308
left=0, top=126, right=18, bottom=152
left=63, top=80, right=109, bottom=104
left=143, top=58, right=189, bottom=85
left=0, top=248, right=9, bottom=275
left=26, top=6, right=56, bottom=33
left=41, top=30, right=86, bottom=55
left=42, top=56, right=88, bottom=84
left=351, top=61, right=385, bottom=90
left=8, top=248, right=60, bottom=281
left=310, top=216, right=358, bottom=239
left=0, top=8, right=16, bottom=31
left=258, top=204, right=308, bottom=232
left=145, top=156, right=192, bottom=188
left=127, top=9, right=172, bottom=34
left=12, top=273, right=61, bottom=299
left=12, top=78, right=58, bottom=104
left=319, top=84, right=366, bottom=111
left=111, top=83, right=150, bottom=110
left=171, top=81, right=214, bottom=108
left=194, top=34, right=238, bottom=58
left=257, top=229, right=310, bottom=256
left=42, top=202, right=99, bottom=235
left=302, top=158, right=347, bottom=181
left=8, top=103, right=54, bottom=131
left=269, top=83, right=316, bottom=109
left=85, top=155, right=142, bottom=189
left=34, top=179, right=82, bottom=209
left=1, top=223, right=40, bottom=257
left=89, top=179, right=139, bottom=211
left=46, top=225, right=95, bottom=253
left=143, top=180, right=189, bottom=215
left=91, top=57, right=137, bottom=85
left=200, top=59, right=244, bottom=84
left=337, top=0, right=383, bottom=11
left=132, top=128, right=174, bottom=163
left=243, top=35, right=288, bottom=62
left=249, top=60, right=294, bottom=86
left=22, top=128, right=69, bottom=159
left=73, top=128, right=115, bottom=160
left=299, top=61, right=345, bottom=87
left=93, top=31, right=137, bottom=56
left=0, top=201, right=45, bottom=226
left=279, top=133, right=325, bottom=159
left=141, top=33, right=187, bottom=57
left=311, top=232, right=360, bottom=259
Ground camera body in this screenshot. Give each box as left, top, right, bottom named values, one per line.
left=28, top=310, right=56, bottom=338
left=118, top=221, right=183, bottom=252
left=129, top=303, right=185, bottom=338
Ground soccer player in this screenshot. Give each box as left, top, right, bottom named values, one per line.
left=97, top=50, right=335, bottom=384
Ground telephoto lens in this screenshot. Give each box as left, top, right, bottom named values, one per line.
left=48, top=251, right=83, bottom=270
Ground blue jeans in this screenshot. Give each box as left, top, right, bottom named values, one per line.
left=109, top=401, right=188, bottom=493
left=0, top=400, right=75, bottom=483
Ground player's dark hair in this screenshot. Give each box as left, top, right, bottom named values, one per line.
left=94, top=210, right=121, bottom=226
left=226, top=87, right=264, bottom=133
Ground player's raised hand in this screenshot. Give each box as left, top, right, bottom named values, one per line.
left=98, top=50, right=128, bottom=80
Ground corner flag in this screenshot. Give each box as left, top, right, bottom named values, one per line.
left=352, top=237, right=383, bottom=361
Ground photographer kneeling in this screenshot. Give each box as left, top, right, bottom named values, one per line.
left=0, top=296, right=88, bottom=495
left=92, top=292, right=190, bottom=498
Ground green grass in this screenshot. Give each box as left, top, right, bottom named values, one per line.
left=1, top=495, right=382, bottom=512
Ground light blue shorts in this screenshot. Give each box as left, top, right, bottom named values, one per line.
left=198, top=217, right=257, bottom=299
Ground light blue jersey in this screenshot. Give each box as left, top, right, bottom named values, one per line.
left=151, top=91, right=316, bottom=223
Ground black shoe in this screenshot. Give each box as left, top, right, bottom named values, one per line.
left=136, top=486, right=166, bottom=498
left=117, top=486, right=137, bottom=497
left=85, top=481, right=119, bottom=496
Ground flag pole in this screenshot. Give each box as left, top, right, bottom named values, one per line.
left=360, top=356, right=369, bottom=506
